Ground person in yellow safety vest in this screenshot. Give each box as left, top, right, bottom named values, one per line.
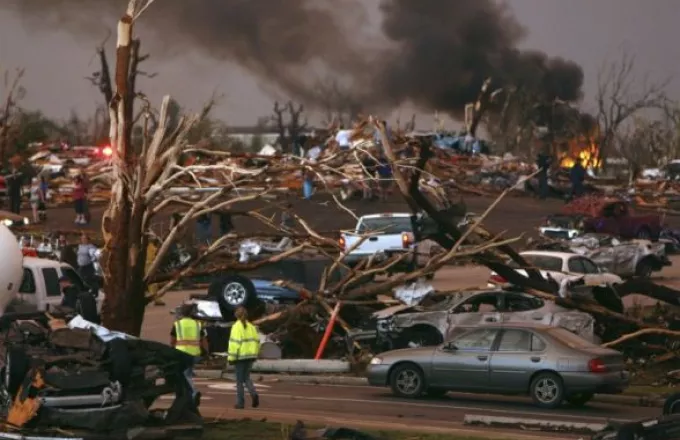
left=228, top=306, right=260, bottom=409
left=170, top=304, right=208, bottom=405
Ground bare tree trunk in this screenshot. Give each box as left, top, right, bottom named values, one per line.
left=100, top=2, right=146, bottom=335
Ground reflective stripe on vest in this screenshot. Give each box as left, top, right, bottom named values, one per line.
left=175, top=318, right=201, bottom=356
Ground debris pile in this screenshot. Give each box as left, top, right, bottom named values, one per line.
left=0, top=312, right=202, bottom=439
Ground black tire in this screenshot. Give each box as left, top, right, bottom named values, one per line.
left=208, top=275, right=258, bottom=317
left=565, top=392, right=594, bottom=407
left=398, top=327, right=443, bottom=349
left=389, top=363, right=425, bottom=398
left=613, top=422, right=645, bottom=440
left=636, top=227, right=652, bottom=240
left=426, top=388, right=448, bottom=398
left=529, top=372, right=564, bottom=409
left=663, top=392, right=680, bottom=415
left=635, top=259, right=654, bottom=278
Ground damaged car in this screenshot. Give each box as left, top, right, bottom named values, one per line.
left=533, top=234, right=671, bottom=278
left=0, top=312, right=202, bottom=439
left=365, top=289, right=598, bottom=349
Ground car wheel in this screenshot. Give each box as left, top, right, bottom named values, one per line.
left=663, top=392, right=680, bottom=415
left=529, top=372, right=564, bottom=409
left=208, top=275, right=258, bottom=317
left=635, top=259, right=654, bottom=278
left=425, top=388, right=448, bottom=398
left=565, top=392, right=593, bottom=407
left=612, top=422, right=645, bottom=440
left=390, top=363, right=425, bottom=398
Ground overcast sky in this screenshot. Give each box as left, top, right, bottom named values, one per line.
left=0, top=0, right=677, bottom=126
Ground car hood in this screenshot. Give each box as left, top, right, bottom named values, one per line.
left=377, top=347, right=436, bottom=362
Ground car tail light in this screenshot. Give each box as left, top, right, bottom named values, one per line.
left=588, top=358, right=608, bottom=373
left=402, top=232, right=413, bottom=248
left=338, top=236, right=345, bottom=248
left=489, top=274, right=506, bottom=284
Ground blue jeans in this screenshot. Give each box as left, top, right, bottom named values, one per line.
left=303, top=179, right=313, bottom=199
left=234, top=360, right=257, bottom=407
left=184, top=357, right=199, bottom=399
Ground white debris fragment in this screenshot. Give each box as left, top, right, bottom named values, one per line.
left=394, top=278, right=435, bottom=306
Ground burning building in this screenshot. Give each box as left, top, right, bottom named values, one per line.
left=558, top=127, right=602, bottom=170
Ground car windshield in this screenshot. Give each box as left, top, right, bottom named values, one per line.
left=548, top=327, right=599, bottom=349
left=357, top=216, right=412, bottom=234
left=508, top=255, right=563, bottom=272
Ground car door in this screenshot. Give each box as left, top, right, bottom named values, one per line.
left=430, top=327, right=499, bottom=391
left=499, top=293, right=548, bottom=325
left=569, top=256, right=606, bottom=285
left=41, top=267, right=63, bottom=311
left=445, top=293, right=502, bottom=340
left=489, top=329, right=548, bottom=392
left=14, top=268, right=39, bottom=312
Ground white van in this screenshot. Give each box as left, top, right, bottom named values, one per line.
left=9, top=257, right=103, bottom=313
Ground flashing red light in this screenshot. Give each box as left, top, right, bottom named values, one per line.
left=102, top=146, right=113, bottom=157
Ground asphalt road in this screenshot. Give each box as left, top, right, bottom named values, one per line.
left=160, top=379, right=659, bottom=438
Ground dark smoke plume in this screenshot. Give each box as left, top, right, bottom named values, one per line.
left=370, top=0, right=584, bottom=116
left=3, top=0, right=584, bottom=117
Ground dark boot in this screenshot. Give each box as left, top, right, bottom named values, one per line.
left=252, top=394, right=259, bottom=408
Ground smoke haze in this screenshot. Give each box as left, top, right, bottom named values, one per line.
left=3, top=0, right=584, bottom=117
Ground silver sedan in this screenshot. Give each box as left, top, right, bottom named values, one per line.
left=366, top=322, right=629, bottom=408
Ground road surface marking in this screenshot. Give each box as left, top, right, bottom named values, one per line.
left=158, top=395, right=213, bottom=401
left=207, top=382, right=271, bottom=391
left=197, top=391, right=631, bottom=423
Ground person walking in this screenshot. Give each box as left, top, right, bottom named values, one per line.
left=4, top=166, right=23, bottom=215
left=536, top=147, right=552, bottom=200
left=38, top=176, right=48, bottom=221
left=228, top=306, right=260, bottom=409
left=170, top=304, right=208, bottom=405
left=218, top=212, right=234, bottom=237
left=569, top=158, right=587, bottom=200
left=76, top=234, right=97, bottom=290
left=29, top=178, right=44, bottom=224
left=195, top=214, right=212, bottom=247
left=73, top=175, right=87, bottom=224
left=376, top=155, right=393, bottom=201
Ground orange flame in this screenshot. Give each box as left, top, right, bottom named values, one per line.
left=559, top=131, right=601, bottom=169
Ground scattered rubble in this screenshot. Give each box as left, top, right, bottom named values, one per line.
left=0, top=311, right=202, bottom=439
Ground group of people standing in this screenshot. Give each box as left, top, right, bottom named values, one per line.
left=4, top=165, right=91, bottom=225
left=171, top=304, right=260, bottom=409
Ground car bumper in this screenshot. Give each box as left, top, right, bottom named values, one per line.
left=562, top=370, right=630, bottom=395
left=366, top=364, right=391, bottom=386
left=344, top=252, right=415, bottom=272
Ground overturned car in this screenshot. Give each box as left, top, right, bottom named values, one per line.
left=0, top=312, right=201, bottom=439
left=534, top=233, right=671, bottom=278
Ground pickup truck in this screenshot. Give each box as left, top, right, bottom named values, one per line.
left=560, top=197, right=663, bottom=240
left=339, top=213, right=434, bottom=275
left=7, top=257, right=103, bottom=314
